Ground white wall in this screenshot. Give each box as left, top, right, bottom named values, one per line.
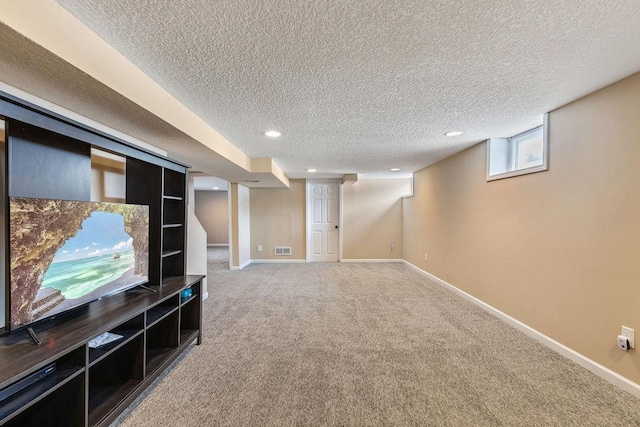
left=229, top=183, right=251, bottom=269
left=187, top=206, right=208, bottom=301
left=237, top=184, right=251, bottom=267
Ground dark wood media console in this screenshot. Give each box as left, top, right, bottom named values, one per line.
left=0, top=92, right=205, bottom=426
left=0, top=275, right=203, bottom=426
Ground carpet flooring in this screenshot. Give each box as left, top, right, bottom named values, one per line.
left=112, top=250, right=640, bottom=426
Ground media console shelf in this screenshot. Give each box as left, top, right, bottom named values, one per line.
left=0, top=91, right=203, bottom=427
left=0, top=276, right=203, bottom=427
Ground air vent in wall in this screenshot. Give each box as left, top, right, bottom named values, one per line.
left=274, top=246, right=292, bottom=256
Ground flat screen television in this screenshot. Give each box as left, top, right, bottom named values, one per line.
left=7, top=197, right=150, bottom=331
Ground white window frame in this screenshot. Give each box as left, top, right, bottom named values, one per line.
left=486, top=113, right=549, bottom=181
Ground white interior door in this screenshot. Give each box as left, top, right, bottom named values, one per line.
left=307, top=180, right=340, bottom=262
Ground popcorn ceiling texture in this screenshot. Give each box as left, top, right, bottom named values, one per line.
left=0, top=23, right=261, bottom=183
left=38, top=1, right=640, bottom=176
left=0, top=21, right=297, bottom=186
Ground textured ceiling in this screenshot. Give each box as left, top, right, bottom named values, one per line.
left=0, top=22, right=284, bottom=186
left=28, top=1, right=640, bottom=177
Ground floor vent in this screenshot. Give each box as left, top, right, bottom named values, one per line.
left=274, top=246, right=292, bottom=256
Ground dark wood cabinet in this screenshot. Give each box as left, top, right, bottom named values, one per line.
left=126, top=157, right=163, bottom=286
left=0, top=346, right=86, bottom=427
left=0, top=93, right=204, bottom=426
left=161, top=168, right=187, bottom=281
left=0, top=277, right=203, bottom=427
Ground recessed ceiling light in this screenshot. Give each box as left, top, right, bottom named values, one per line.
left=308, top=169, right=317, bottom=173
left=265, top=130, right=281, bottom=137
left=390, top=168, right=400, bottom=172
left=213, top=187, right=219, bottom=190
left=445, top=131, right=463, bottom=137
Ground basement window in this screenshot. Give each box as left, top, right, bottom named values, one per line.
left=487, top=113, right=549, bottom=181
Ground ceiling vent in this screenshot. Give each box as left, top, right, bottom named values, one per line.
left=274, top=246, right=292, bottom=256
left=243, top=180, right=260, bottom=183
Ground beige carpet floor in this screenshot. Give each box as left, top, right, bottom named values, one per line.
left=112, top=252, right=640, bottom=426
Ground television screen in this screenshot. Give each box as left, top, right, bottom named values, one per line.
left=8, top=197, right=149, bottom=331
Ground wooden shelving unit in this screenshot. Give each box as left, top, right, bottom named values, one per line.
left=0, top=96, right=205, bottom=427
left=0, top=277, right=203, bottom=427
left=161, top=168, right=186, bottom=282
left=0, top=346, right=86, bottom=426
left=125, top=159, right=187, bottom=285
left=88, top=335, right=144, bottom=426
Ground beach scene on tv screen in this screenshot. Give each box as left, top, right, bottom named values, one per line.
left=44, top=211, right=140, bottom=293
left=10, top=198, right=149, bottom=329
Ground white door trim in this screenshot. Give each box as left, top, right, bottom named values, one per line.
left=306, top=179, right=341, bottom=262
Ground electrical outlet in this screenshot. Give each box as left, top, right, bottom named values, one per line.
left=257, top=245, right=263, bottom=252
left=390, top=243, right=394, bottom=251
left=622, top=326, right=634, bottom=349
left=424, top=253, right=428, bottom=261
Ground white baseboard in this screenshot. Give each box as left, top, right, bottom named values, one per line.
left=207, top=243, right=229, bottom=247
left=341, top=259, right=403, bottom=263
left=230, top=259, right=252, bottom=270
left=250, top=259, right=306, bottom=264
left=402, top=260, right=640, bottom=399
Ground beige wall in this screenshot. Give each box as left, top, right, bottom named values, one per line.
left=343, top=178, right=412, bottom=260
left=250, top=179, right=306, bottom=260
left=90, top=150, right=125, bottom=203
left=90, top=164, right=125, bottom=203
left=403, top=72, right=640, bottom=383
left=194, top=190, right=229, bottom=244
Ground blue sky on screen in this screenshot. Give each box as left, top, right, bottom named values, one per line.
left=53, top=211, right=133, bottom=263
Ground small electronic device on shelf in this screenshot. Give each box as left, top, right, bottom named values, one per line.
left=180, top=287, right=193, bottom=302
left=0, top=363, right=55, bottom=403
